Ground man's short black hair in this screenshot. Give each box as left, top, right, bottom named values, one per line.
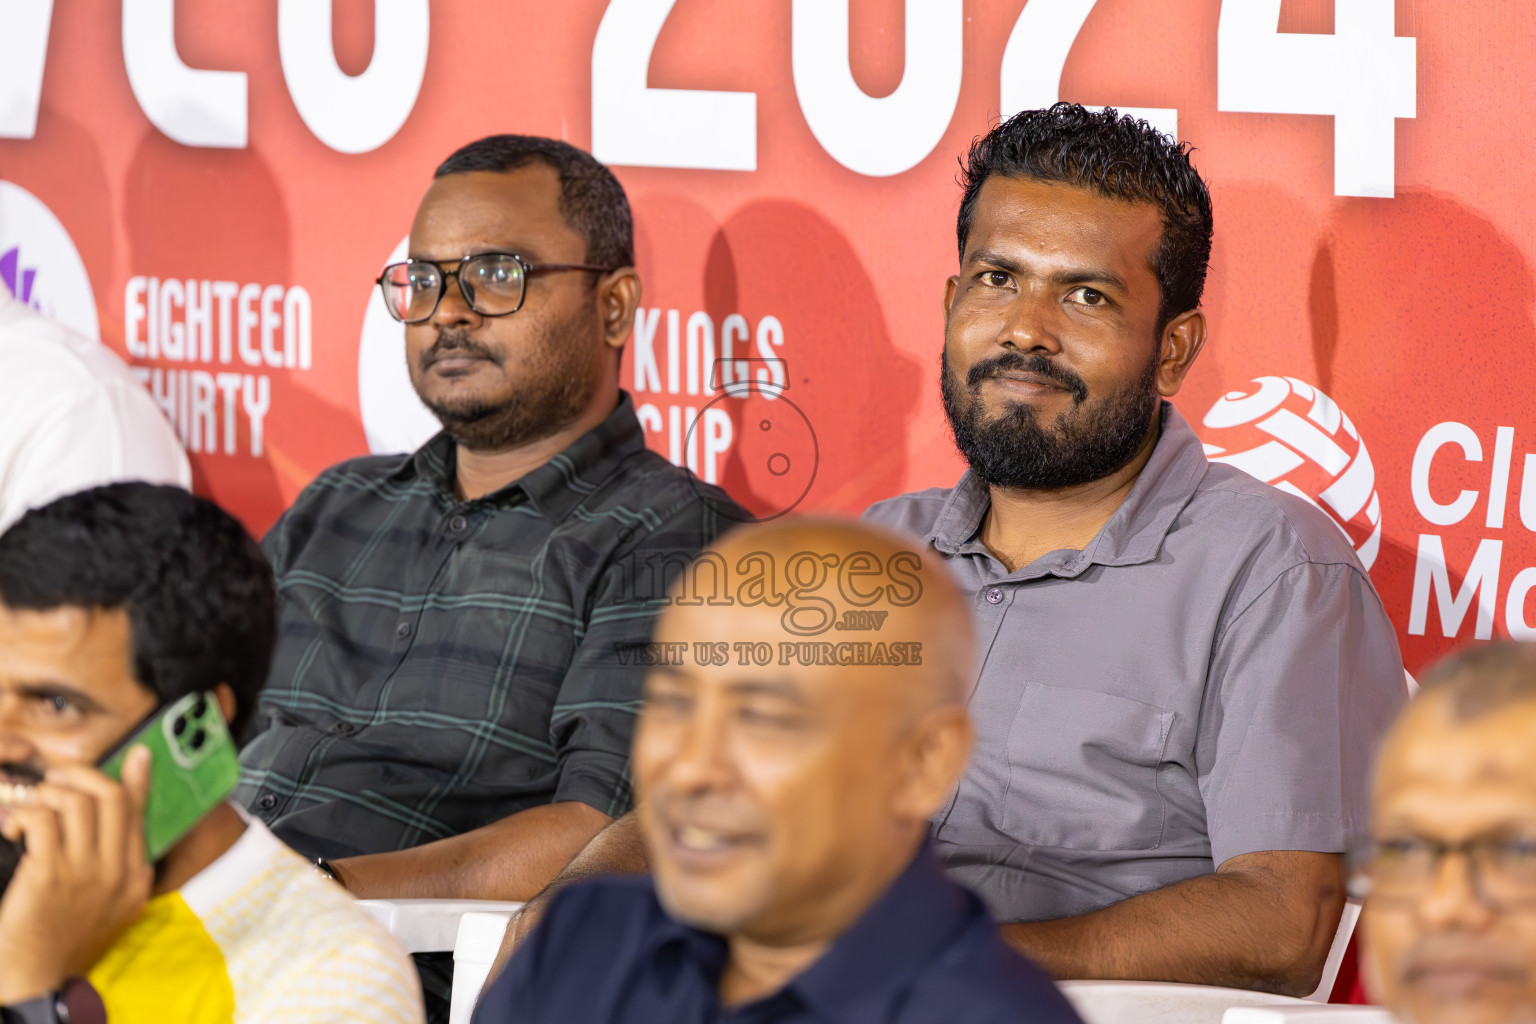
left=435, top=134, right=634, bottom=271
left=0, top=484, right=275, bottom=738
left=956, top=102, right=1214, bottom=336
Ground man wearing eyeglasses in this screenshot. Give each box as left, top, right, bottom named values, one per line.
left=235, top=135, right=741, bottom=1014
left=1361, top=642, right=1536, bottom=1024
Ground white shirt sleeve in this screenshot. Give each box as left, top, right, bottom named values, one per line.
left=0, top=348, right=191, bottom=532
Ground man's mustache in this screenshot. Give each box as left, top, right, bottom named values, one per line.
left=967, top=351, right=1089, bottom=405
left=0, top=762, right=41, bottom=897
left=0, top=835, right=18, bottom=897
left=0, top=763, right=44, bottom=788
left=1400, top=933, right=1531, bottom=986
left=419, top=330, right=500, bottom=372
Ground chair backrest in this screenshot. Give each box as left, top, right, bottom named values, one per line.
left=1305, top=896, right=1364, bottom=1002
left=451, top=911, right=518, bottom=1024
left=356, top=898, right=524, bottom=955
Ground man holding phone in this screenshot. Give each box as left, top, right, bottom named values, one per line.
left=0, top=483, right=422, bottom=1023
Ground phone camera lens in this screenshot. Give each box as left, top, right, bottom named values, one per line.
left=192, top=696, right=208, bottom=718
left=173, top=716, right=189, bottom=736
left=190, top=729, right=207, bottom=750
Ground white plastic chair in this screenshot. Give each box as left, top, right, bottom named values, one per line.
left=357, top=898, right=523, bottom=1024
left=1059, top=895, right=1366, bottom=1024
left=364, top=893, right=1364, bottom=1023
left=1223, top=1007, right=1395, bottom=1024
left=356, top=898, right=524, bottom=955
left=449, top=911, right=518, bottom=1024
left=1305, top=897, right=1363, bottom=1002
left=1060, top=981, right=1312, bottom=1024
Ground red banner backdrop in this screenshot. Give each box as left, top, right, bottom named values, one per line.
left=0, top=0, right=1529, bottom=675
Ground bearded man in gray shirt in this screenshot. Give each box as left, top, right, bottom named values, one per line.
left=861, top=103, right=1405, bottom=996
left=486, top=104, right=1405, bottom=999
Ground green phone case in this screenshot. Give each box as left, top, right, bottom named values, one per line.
left=99, top=691, right=241, bottom=861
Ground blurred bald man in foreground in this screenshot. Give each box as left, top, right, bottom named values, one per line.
left=474, top=518, right=1082, bottom=1024
left=1362, top=642, right=1536, bottom=1024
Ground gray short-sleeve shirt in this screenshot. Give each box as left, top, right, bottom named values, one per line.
left=864, top=403, right=1405, bottom=924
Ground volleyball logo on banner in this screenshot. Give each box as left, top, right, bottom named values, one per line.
left=0, top=179, right=98, bottom=341
left=1200, top=376, right=1382, bottom=570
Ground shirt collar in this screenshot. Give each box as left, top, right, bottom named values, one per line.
left=928, top=401, right=1210, bottom=576
left=783, top=843, right=977, bottom=1021
left=638, top=897, right=730, bottom=998
left=396, top=391, right=648, bottom=521
left=639, top=844, right=975, bottom=1021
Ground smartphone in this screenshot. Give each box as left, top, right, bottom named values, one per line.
left=100, top=691, right=241, bottom=861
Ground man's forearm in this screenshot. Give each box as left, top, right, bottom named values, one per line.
left=1001, top=851, right=1345, bottom=996
left=333, top=801, right=613, bottom=901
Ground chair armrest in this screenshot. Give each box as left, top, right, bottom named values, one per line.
left=454, top=911, right=518, bottom=966
left=1059, top=981, right=1311, bottom=1024
left=1304, top=897, right=1364, bottom=1002
left=356, top=898, right=525, bottom=955
left=1225, top=1007, right=1396, bottom=1024
left=449, top=911, right=520, bottom=1024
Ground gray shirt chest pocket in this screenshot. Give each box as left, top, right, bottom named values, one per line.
left=1002, top=683, right=1175, bottom=851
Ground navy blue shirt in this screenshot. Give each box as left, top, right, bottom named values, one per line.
left=475, top=846, right=1084, bottom=1024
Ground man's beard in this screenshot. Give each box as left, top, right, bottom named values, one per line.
left=941, top=345, right=1160, bottom=490
left=0, top=762, right=44, bottom=897
left=413, top=313, right=601, bottom=452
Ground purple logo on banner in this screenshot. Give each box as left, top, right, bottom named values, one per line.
left=0, top=246, right=40, bottom=308
left=0, top=180, right=98, bottom=341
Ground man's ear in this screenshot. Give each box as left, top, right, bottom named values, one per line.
left=213, top=683, right=237, bottom=727
left=1155, top=309, right=1208, bottom=397
left=892, top=706, right=973, bottom=824
left=599, top=267, right=642, bottom=351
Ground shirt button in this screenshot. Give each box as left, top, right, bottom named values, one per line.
left=331, top=722, right=357, bottom=736
left=985, top=587, right=1005, bottom=605
left=395, top=621, right=412, bottom=640
left=257, top=793, right=277, bottom=811
left=448, top=514, right=468, bottom=533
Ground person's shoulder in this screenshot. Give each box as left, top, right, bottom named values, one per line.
left=304, top=450, right=420, bottom=494
left=537, top=873, right=664, bottom=937
left=1181, top=461, right=1367, bottom=572
left=914, top=914, right=1084, bottom=1024
left=260, top=450, right=423, bottom=556
left=862, top=486, right=956, bottom=536
left=586, top=445, right=749, bottom=535
left=500, top=876, right=666, bottom=998
left=479, top=877, right=667, bottom=1024
left=0, top=299, right=85, bottom=352
left=274, top=451, right=425, bottom=526
left=254, top=854, right=424, bottom=1018
left=184, top=826, right=424, bottom=1022
left=0, top=305, right=139, bottom=397
left=219, top=833, right=412, bottom=959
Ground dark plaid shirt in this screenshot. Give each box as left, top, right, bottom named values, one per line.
left=236, top=393, right=741, bottom=860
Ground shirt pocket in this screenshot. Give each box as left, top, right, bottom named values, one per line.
left=1001, top=683, right=1174, bottom=851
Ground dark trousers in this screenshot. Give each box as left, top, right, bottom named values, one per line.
left=413, top=952, right=454, bottom=1024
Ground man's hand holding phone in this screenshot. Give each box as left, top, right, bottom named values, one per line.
left=0, top=747, right=154, bottom=1004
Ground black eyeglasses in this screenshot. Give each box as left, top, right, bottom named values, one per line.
left=376, top=252, right=614, bottom=324
left=1349, top=835, right=1536, bottom=909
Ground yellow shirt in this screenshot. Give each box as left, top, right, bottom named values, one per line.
left=88, top=809, right=422, bottom=1023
